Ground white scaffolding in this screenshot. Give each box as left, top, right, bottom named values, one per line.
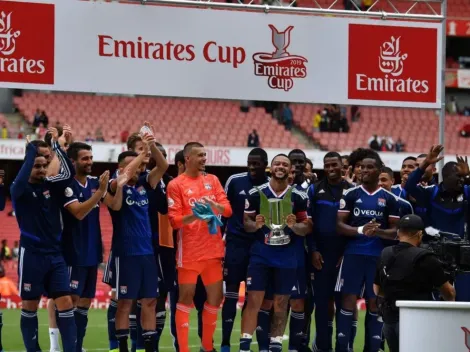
left=126, top=0, right=447, bottom=174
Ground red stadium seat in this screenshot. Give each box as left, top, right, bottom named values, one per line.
left=14, top=92, right=306, bottom=149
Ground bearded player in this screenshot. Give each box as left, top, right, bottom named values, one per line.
left=240, top=154, right=311, bottom=352
left=167, top=142, right=232, bottom=352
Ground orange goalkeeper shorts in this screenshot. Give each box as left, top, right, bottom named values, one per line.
left=177, top=258, right=223, bottom=286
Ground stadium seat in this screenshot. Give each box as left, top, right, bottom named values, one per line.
left=13, top=92, right=306, bottom=149
left=292, top=104, right=469, bottom=154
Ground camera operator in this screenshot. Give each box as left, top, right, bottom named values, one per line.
left=405, top=145, right=470, bottom=301
left=373, top=215, right=456, bottom=352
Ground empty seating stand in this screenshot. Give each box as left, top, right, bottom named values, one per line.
left=14, top=92, right=305, bottom=149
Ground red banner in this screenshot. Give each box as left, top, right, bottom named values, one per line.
left=447, top=20, right=470, bottom=37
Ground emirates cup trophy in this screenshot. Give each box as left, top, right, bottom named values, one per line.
left=258, top=187, right=293, bottom=246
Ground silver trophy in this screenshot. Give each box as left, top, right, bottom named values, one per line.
left=258, top=187, right=293, bottom=246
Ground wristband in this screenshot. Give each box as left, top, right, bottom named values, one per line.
left=357, top=226, right=364, bottom=235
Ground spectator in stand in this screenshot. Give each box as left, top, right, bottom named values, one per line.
left=120, top=127, right=130, bottom=143
left=380, top=139, right=390, bottom=152
left=12, top=241, right=19, bottom=261
left=40, top=110, right=49, bottom=127
left=35, top=122, right=47, bottom=140
left=0, top=240, right=11, bottom=261
left=247, top=129, right=260, bottom=147
left=95, top=126, right=105, bottom=142
left=0, top=263, right=19, bottom=296
left=395, top=138, right=405, bottom=152
left=369, top=135, right=380, bottom=151
left=85, top=132, right=95, bottom=143
left=351, top=105, right=360, bottom=122
left=339, top=114, right=349, bottom=133
left=0, top=122, right=8, bottom=139
left=33, top=109, right=42, bottom=127
left=447, top=96, right=459, bottom=115
left=282, top=102, right=293, bottom=130
left=55, top=121, right=62, bottom=129
left=313, top=110, right=321, bottom=133
left=17, top=122, right=25, bottom=139
left=320, top=109, right=329, bottom=132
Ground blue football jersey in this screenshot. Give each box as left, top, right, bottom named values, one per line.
left=60, top=176, right=103, bottom=266
left=338, top=185, right=400, bottom=256
left=224, top=172, right=270, bottom=243
left=391, top=184, right=404, bottom=198
left=11, top=142, right=75, bottom=254
left=405, top=168, right=470, bottom=237
left=307, top=179, right=353, bottom=254
left=291, top=183, right=309, bottom=267
left=244, top=182, right=308, bottom=268
left=108, top=174, right=154, bottom=257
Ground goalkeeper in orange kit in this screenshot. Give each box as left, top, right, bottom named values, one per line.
left=167, top=142, right=232, bottom=352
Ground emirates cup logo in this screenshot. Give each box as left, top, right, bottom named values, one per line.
left=252, top=24, right=307, bottom=91
left=0, top=11, right=20, bottom=56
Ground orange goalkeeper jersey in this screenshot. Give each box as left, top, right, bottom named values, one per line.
left=167, top=173, right=232, bottom=266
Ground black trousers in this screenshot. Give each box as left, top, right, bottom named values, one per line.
left=383, top=322, right=400, bottom=352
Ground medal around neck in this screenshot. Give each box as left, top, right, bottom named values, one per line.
left=258, top=186, right=293, bottom=245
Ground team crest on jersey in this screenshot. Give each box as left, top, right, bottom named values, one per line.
left=91, top=188, right=97, bottom=194
left=43, top=190, right=51, bottom=199
left=70, top=280, right=79, bottom=289
left=339, top=199, right=346, bottom=209
left=120, top=286, right=128, bottom=294
left=64, top=187, right=73, bottom=198
left=246, top=277, right=252, bottom=286
left=204, top=183, right=212, bottom=190
left=137, top=186, right=146, bottom=195
left=245, top=199, right=250, bottom=209
left=223, top=268, right=228, bottom=277
left=378, top=198, right=386, bottom=207
left=23, top=283, right=31, bottom=292
left=458, top=194, right=464, bottom=202
left=168, top=197, right=175, bottom=207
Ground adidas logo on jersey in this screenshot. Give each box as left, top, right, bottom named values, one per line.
left=239, top=190, right=246, bottom=195
left=355, top=199, right=363, bottom=203
left=318, top=189, right=325, bottom=194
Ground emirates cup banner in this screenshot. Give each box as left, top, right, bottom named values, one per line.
left=0, top=0, right=442, bottom=108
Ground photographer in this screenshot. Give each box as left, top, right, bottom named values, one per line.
left=405, top=145, right=470, bottom=301
left=374, top=215, right=456, bottom=352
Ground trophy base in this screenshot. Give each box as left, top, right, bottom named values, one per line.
left=265, top=233, right=291, bottom=246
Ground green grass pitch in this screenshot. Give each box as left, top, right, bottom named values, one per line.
left=2, top=309, right=388, bottom=351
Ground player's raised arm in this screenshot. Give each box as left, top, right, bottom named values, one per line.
left=10, top=136, right=37, bottom=200
left=405, top=145, right=442, bottom=203
left=144, top=133, right=169, bottom=189
left=45, top=128, right=75, bottom=188
left=64, top=171, right=110, bottom=221
left=106, top=171, right=129, bottom=211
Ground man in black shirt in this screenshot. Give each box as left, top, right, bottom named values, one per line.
left=373, top=215, right=455, bottom=352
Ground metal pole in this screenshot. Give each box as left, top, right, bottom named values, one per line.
left=438, top=0, right=447, bottom=182
left=132, top=0, right=444, bottom=21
